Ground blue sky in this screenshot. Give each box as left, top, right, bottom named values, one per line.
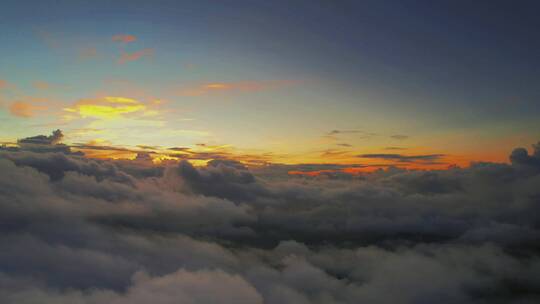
left=1, top=0, right=539, bottom=166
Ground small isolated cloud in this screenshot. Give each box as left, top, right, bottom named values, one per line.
left=9, top=101, right=46, bottom=118
left=358, top=153, right=444, bottom=162
left=385, top=146, right=407, bottom=150
left=337, top=143, right=352, bottom=147
left=118, top=48, right=154, bottom=64
left=0, top=79, right=7, bottom=89
left=390, top=134, right=409, bottom=140
left=112, top=34, right=137, bottom=43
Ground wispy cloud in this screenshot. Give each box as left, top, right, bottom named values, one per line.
left=9, top=101, right=47, bottom=118
left=112, top=34, right=137, bottom=43
left=32, top=81, right=51, bottom=90
left=0, top=79, right=16, bottom=91
left=327, top=129, right=362, bottom=135
left=320, top=149, right=351, bottom=158
left=323, top=129, right=376, bottom=141
left=79, top=47, right=98, bottom=60
left=35, top=29, right=61, bottom=49
left=118, top=48, right=154, bottom=64
left=175, top=80, right=299, bottom=96
left=390, top=134, right=410, bottom=140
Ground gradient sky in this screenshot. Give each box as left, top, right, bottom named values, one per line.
left=1, top=0, right=539, bottom=169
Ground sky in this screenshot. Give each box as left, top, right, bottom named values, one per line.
left=2, top=2, right=540, bottom=303
left=1, top=0, right=540, bottom=171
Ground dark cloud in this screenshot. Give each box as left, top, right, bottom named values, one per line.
left=324, top=130, right=377, bottom=141
left=1, top=137, right=540, bottom=303
left=136, top=145, right=161, bottom=150
left=11, top=129, right=72, bottom=154
left=71, top=143, right=133, bottom=152
left=328, top=129, right=362, bottom=135
left=18, top=129, right=63, bottom=145
left=358, top=153, right=445, bottom=162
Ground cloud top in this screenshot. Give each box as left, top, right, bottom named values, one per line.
left=1, top=135, right=540, bottom=303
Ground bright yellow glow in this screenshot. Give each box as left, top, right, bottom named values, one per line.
left=76, top=104, right=145, bottom=118
left=64, top=96, right=149, bottom=119
left=151, top=154, right=178, bottom=164
left=103, top=96, right=139, bottom=104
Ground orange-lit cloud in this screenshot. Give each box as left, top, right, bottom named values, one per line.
left=118, top=48, right=154, bottom=64
left=176, top=80, right=299, bottom=96
left=0, top=79, right=17, bottom=91
left=64, top=96, right=151, bottom=119
left=112, top=34, right=137, bottom=43
left=32, top=81, right=68, bottom=92
left=9, top=101, right=47, bottom=118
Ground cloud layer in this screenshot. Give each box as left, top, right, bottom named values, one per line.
left=1, top=135, right=540, bottom=303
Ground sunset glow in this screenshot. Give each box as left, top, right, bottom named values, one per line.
left=2, top=1, right=540, bottom=303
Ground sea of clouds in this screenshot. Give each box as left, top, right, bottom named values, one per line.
left=1, top=133, right=540, bottom=303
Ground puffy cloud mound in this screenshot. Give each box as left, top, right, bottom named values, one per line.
left=18, top=129, right=64, bottom=145
left=1, top=139, right=540, bottom=303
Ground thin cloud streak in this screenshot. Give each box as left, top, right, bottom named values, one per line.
left=118, top=48, right=154, bottom=64
left=358, top=153, right=445, bottom=163
left=112, top=34, right=137, bottom=43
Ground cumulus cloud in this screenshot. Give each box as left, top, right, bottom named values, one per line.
left=1, top=135, right=540, bottom=303
left=18, top=129, right=64, bottom=145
